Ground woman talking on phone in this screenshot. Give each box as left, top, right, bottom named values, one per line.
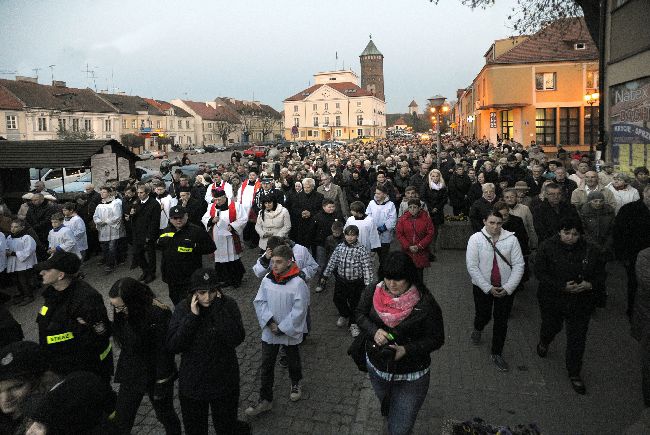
left=166, top=268, right=248, bottom=435
left=534, top=217, right=606, bottom=395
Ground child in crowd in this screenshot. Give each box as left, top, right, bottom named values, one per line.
left=6, top=219, right=38, bottom=306
left=315, top=221, right=345, bottom=293
left=62, top=202, right=88, bottom=260
left=313, top=199, right=340, bottom=282
left=320, top=225, right=373, bottom=337
left=47, top=212, right=81, bottom=259
left=345, top=201, right=380, bottom=252
left=398, top=186, right=429, bottom=217
left=247, top=245, right=310, bottom=417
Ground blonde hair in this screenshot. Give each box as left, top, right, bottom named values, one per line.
left=428, top=169, right=446, bottom=187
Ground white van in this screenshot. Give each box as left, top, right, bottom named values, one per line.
left=30, top=168, right=87, bottom=190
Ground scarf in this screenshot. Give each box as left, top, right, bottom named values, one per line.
left=209, top=201, right=242, bottom=253
left=239, top=179, right=261, bottom=204
left=429, top=181, right=444, bottom=190
left=373, top=282, right=421, bottom=328
left=271, top=262, right=301, bottom=284
left=211, top=180, right=225, bottom=191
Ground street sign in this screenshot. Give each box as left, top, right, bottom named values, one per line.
left=291, top=126, right=298, bottom=135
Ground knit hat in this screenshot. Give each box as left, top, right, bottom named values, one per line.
left=0, top=341, right=47, bottom=381
left=587, top=191, right=605, bottom=201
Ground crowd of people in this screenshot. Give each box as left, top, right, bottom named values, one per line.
left=0, top=135, right=649, bottom=434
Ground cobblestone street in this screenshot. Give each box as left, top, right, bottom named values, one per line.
left=4, top=244, right=644, bottom=434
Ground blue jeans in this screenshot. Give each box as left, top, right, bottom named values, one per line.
left=368, top=365, right=430, bottom=435
left=315, top=245, right=327, bottom=279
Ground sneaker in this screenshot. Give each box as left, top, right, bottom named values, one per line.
left=315, top=286, right=323, bottom=293
left=244, top=400, right=272, bottom=417
left=349, top=324, right=361, bottom=338
left=470, top=329, right=481, bottom=345
left=491, top=354, right=510, bottom=372
left=336, top=316, right=347, bottom=328
left=290, top=384, right=302, bottom=402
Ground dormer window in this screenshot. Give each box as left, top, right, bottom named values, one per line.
left=574, top=42, right=586, bottom=50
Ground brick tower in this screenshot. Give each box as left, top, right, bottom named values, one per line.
left=359, top=37, right=384, bottom=101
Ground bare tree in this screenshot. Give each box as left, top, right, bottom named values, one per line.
left=241, top=116, right=254, bottom=143
left=260, top=117, right=279, bottom=141
left=58, top=125, right=95, bottom=141
left=215, top=121, right=238, bottom=145
left=431, top=0, right=601, bottom=48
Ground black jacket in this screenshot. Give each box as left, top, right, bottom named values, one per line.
left=166, top=295, right=245, bottom=400
left=533, top=200, right=580, bottom=243
left=156, top=223, right=216, bottom=285
left=420, top=184, right=448, bottom=226
left=356, top=285, right=444, bottom=374
left=26, top=200, right=58, bottom=244
left=500, top=165, right=527, bottom=186
left=0, top=306, right=23, bottom=347
left=447, top=174, right=472, bottom=209
left=469, top=197, right=498, bottom=232
left=346, top=177, right=370, bottom=205
left=130, top=197, right=160, bottom=245
left=502, top=214, right=530, bottom=256
left=180, top=197, right=206, bottom=227
left=113, top=302, right=176, bottom=389
left=289, top=190, right=324, bottom=246
left=37, top=280, right=113, bottom=379
left=613, top=199, right=650, bottom=262
left=313, top=211, right=340, bottom=244
left=535, top=235, right=606, bottom=299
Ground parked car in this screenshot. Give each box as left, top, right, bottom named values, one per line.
left=162, top=164, right=201, bottom=188
left=52, top=171, right=92, bottom=193
left=194, top=147, right=206, bottom=154
left=30, top=167, right=87, bottom=190
left=243, top=145, right=267, bottom=158
left=138, top=150, right=153, bottom=160
left=203, top=145, right=216, bottom=153
left=135, top=166, right=162, bottom=182
left=215, top=144, right=228, bottom=152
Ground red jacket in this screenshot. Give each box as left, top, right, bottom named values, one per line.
left=396, top=210, right=435, bottom=269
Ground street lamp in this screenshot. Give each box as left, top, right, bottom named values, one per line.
left=584, top=91, right=599, bottom=157
left=428, top=94, right=447, bottom=168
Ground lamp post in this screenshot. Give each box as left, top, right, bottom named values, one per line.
left=584, top=91, right=599, bottom=157
left=428, top=94, right=447, bottom=168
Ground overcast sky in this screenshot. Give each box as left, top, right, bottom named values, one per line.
left=1, top=0, right=518, bottom=113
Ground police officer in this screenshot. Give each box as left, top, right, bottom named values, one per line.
left=35, top=251, right=113, bottom=384
left=156, top=206, right=216, bottom=305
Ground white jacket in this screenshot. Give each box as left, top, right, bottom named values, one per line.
left=366, top=199, right=397, bottom=244
left=93, top=199, right=125, bottom=242
left=345, top=215, right=381, bottom=251
left=607, top=183, right=640, bottom=214
left=0, top=233, right=6, bottom=273
left=157, top=194, right=178, bottom=229
left=6, top=234, right=37, bottom=272
left=252, top=242, right=319, bottom=281
left=466, top=228, right=525, bottom=295
left=48, top=226, right=81, bottom=259
left=255, top=204, right=291, bottom=250
left=63, top=215, right=88, bottom=251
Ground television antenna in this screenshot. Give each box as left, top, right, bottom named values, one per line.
left=32, top=67, right=41, bottom=79
left=48, top=65, right=56, bottom=83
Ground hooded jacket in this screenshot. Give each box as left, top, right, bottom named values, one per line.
left=255, top=203, right=291, bottom=249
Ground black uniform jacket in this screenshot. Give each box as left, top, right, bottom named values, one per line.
left=37, top=279, right=113, bottom=378
left=156, top=223, right=216, bottom=285
left=131, top=196, right=161, bottom=245
left=166, top=295, right=245, bottom=400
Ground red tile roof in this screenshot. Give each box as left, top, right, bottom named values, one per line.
left=0, top=86, right=23, bottom=110
left=143, top=98, right=193, bottom=118
left=182, top=100, right=241, bottom=124
left=490, top=18, right=598, bottom=65
left=284, top=82, right=373, bottom=101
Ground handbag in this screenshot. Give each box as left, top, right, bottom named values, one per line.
left=347, top=330, right=369, bottom=372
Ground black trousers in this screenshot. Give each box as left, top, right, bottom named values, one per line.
left=538, top=292, right=595, bottom=377
left=14, top=269, right=35, bottom=298
left=179, top=392, right=239, bottom=435
left=243, top=221, right=259, bottom=246
left=133, top=241, right=156, bottom=277
left=641, top=333, right=650, bottom=407
left=473, top=285, right=515, bottom=355
left=115, top=382, right=180, bottom=435
left=625, top=259, right=639, bottom=315
left=376, top=243, right=391, bottom=280
left=259, top=341, right=302, bottom=402
left=168, top=282, right=191, bottom=306
left=333, top=277, right=364, bottom=326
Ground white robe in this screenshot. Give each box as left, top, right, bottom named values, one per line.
left=238, top=179, right=259, bottom=211
left=0, top=232, right=6, bottom=273
left=204, top=180, right=233, bottom=203
left=93, top=199, right=125, bottom=241
left=157, top=194, right=178, bottom=230
left=6, top=234, right=37, bottom=272
left=201, top=200, right=248, bottom=263
left=345, top=215, right=381, bottom=251
left=48, top=226, right=81, bottom=259
left=63, top=215, right=88, bottom=251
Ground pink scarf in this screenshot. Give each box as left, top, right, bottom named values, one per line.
left=373, top=282, right=421, bottom=328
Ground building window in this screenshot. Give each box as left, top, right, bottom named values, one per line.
left=313, top=104, right=317, bottom=111
left=6, top=115, right=17, bottom=129
left=58, top=119, right=67, bottom=131
left=313, top=130, right=319, bottom=137
left=147, top=120, right=152, bottom=128
left=335, top=116, right=341, bottom=126
left=324, top=116, right=329, bottom=126
left=122, top=119, right=127, bottom=129
left=294, top=105, right=298, bottom=112
left=535, top=72, right=556, bottom=91
left=293, top=118, right=299, bottom=127
left=178, top=120, right=182, bottom=129
left=130, top=120, right=136, bottom=129
left=356, top=115, right=363, bottom=126
left=84, top=119, right=92, bottom=131
left=156, top=120, right=161, bottom=129
left=357, top=102, right=361, bottom=107
left=535, top=108, right=556, bottom=145
left=584, top=106, right=599, bottom=148
left=187, top=136, right=191, bottom=145
left=170, top=121, right=174, bottom=129
left=357, top=128, right=363, bottom=136
left=300, top=131, right=305, bottom=138
left=313, top=117, right=318, bottom=127
left=307, top=130, right=312, bottom=137
left=208, top=123, right=212, bottom=129
left=500, top=110, right=513, bottom=140
left=586, top=70, right=599, bottom=90
left=336, top=103, right=340, bottom=109
left=72, top=118, right=79, bottom=131
left=324, top=103, right=328, bottom=110
left=105, top=119, right=112, bottom=131
left=559, top=107, right=579, bottom=145
left=335, top=129, right=342, bottom=137
left=179, top=136, right=183, bottom=144
left=186, top=120, right=190, bottom=129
